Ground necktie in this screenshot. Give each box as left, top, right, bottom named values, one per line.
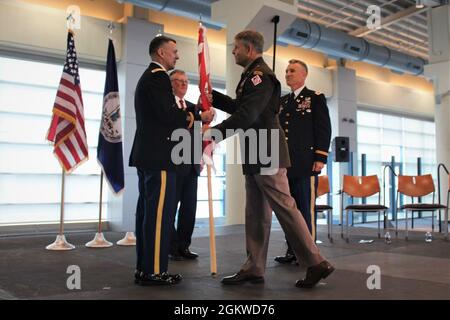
left=179, top=99, right=186, bottom=110
left=290, top=92, right=296, bottom=102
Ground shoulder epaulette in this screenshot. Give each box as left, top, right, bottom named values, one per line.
left=151, top=68, right=166, bottom=73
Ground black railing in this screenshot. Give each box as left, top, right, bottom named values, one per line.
left=383, top=163, right=398, bottom=228
left=437, top=163, right=449, bottom=233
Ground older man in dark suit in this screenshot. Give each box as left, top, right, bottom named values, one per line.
left=169, top=69, right=201, bottom=261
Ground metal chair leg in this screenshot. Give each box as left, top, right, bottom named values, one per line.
left=432, top=210, right=435, bottom=232
left=330, top=210, right=334, bottom=243
left=327, top=210, right=330, bottom=239
left=445, top=209, right=448, bottom=241
left=438, top=209, right=442, bottom=233
left=405, top=210, right=409, bottom=241
left=396, top=211, right=398, bottom=238
left=377, top=211, right=381, bottom=239
left=340, top=208, right=344, bottom=239
left=346, top=210, right=349, bottom=243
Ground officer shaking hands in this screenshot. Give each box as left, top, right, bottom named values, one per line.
left=129, top=35, right=214, bottom=286
left=274, top=59, right=332, bottom=265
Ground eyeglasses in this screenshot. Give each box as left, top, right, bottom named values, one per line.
left=172, top=79, right=189, bottom=85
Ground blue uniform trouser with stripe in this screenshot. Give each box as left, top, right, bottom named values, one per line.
left=135, top=169, right=176, bottom=275
left=285, top=175, right=318, bottom=254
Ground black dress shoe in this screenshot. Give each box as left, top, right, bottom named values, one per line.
left=169, top=251, right=184, bottom=261
left=179, top=248, right=198, bottom=260
left=221, top=271, right=264, bottom=285
left=295, top=260, right=335, bottom=289
left=274, top=253, right=298, bottom=264
left=138, top=272, right=183, bottom=286
left=134, top=270, right=141, bottom=284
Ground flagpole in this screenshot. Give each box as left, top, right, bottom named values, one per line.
left=60, top=169, right=65, bottom=236
left=86, top=172, right=113, bottom=248
left=207, top=164, right=217, bottom=276
left=98, top=170, right=103, bottom=234
left=46, top=169, right=75, bottom=250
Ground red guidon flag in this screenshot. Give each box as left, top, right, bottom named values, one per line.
left=198, top=22, right=214, bottom=166
left=46, top=31, right=88, bottom=173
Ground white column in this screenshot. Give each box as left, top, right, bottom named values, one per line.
left=108, top=17, right=163, bottom=232
left=327, top=65, right=358, bottom=219
left=328, top=65, right=358, bottom=173
left=424, top=4, right=450, bottom=211
left=212, top=0, right=297, bottom=225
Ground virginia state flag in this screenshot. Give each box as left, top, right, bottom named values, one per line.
left=97, top=39, right=124, bottom=194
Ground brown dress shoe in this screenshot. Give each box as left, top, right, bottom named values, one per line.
left=221, top=271, right=264, bottom=285
left=295, top=260, right=335, bottom=288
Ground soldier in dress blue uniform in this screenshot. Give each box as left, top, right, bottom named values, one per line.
left=129, top=36, right=215, bottom=285
left=169, top=69, right=201, bottom=261
left=274, top=59, right=332, bottom=265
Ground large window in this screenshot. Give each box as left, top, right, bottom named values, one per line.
left=357, top=109, right=436, bottom=222
left=0, top=56, right=106, bottom=226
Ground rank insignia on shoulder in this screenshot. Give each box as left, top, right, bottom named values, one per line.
left=253, top=71, right=263, bottom=76
left=315, top=91, right=321, bottom=95
left=251, top=75, right=262, bottom=86
left=151, top=68, right=165, bottom=73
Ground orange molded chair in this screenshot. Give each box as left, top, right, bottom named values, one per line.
left=396, top=174, right=446, bottom=240
left=315, top=175, right=333, bottom=242
left=341, top=175, right=388, bottom=242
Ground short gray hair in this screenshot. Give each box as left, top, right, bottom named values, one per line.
left=288, top=59, right=308, bottom=74
left=235, top=30, right=264, bottom=54
left=169, top=69, right=186, bottom=78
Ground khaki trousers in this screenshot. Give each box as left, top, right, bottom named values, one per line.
left=241, top=168, right=325, bottom=276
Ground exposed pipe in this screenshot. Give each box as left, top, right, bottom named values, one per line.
left=278, top=18, right=425, bottom=75
left=124, top=0, right=426, bottom=75
left=124, top=0, right=225, bottom=30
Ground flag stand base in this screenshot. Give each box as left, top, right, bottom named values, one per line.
left=116, top=232, right=136, bottom=246
left=46, top=234, right=75, bottom=251
left=85, top=232, right=113, bottom=248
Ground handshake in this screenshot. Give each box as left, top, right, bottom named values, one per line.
left=200, top=108, right=215, bottom=123
left=198, top=93, right=215, bottom=123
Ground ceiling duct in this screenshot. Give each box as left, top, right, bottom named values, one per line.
left=279, top=19, right=425, bottom=75
left=124, top=0, right=426, bottom=75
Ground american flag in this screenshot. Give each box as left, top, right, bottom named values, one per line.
left=46, top=31, right=88, bottom=173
